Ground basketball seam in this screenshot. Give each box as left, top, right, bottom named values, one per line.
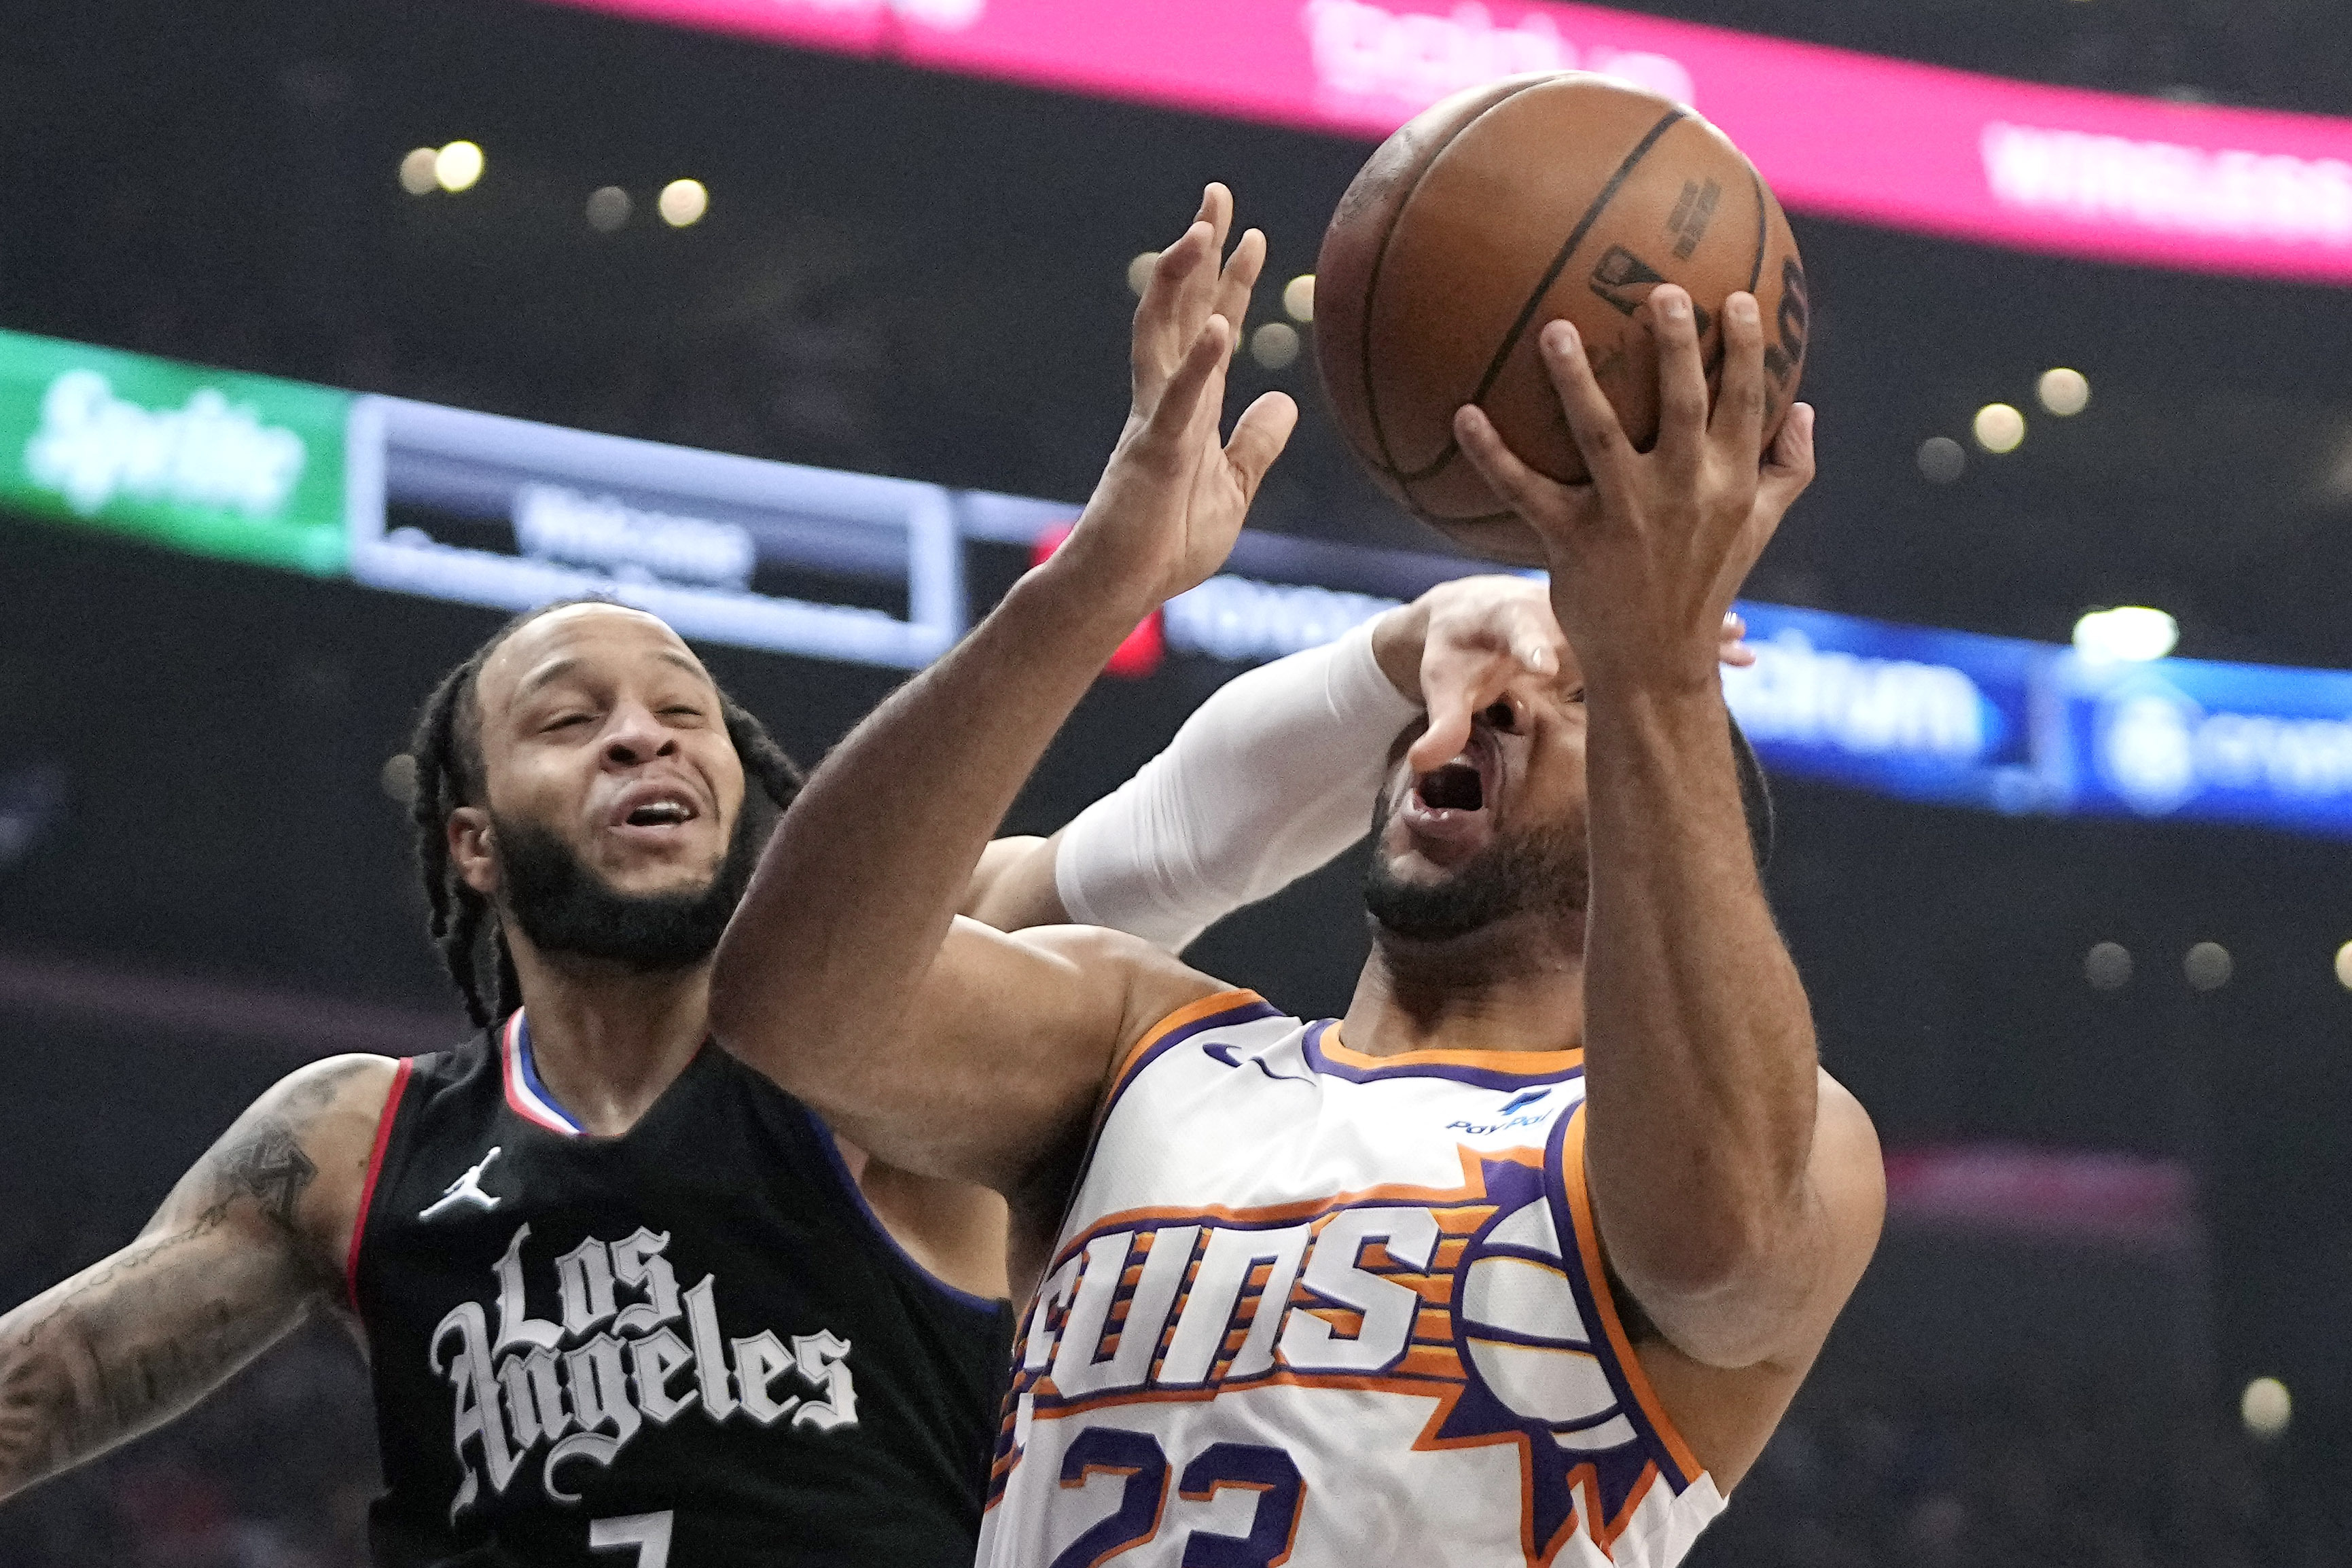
left=1744, top=166, right=1767, bottom=292
left=1391, top=105, right=1691, bottom=495
left=1356, top=78, right=1553, bottom=481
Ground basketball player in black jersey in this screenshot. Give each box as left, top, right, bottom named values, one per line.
left=0, top=187, right=1611, bottom=1565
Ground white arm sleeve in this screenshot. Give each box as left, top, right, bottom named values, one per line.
left=1053, top=617, right=1422, bottom=952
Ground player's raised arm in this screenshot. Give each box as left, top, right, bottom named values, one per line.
left=0, top=1054, right=393, bottom=1501
left=711, top=185, right=1296, bottom=1197
left=1453, top=285, right=1881, bottom=1372
left=963, top=577, right=1756, bottom=946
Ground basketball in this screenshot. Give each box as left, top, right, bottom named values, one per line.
left=1315, top=73, right=1810, bottom=566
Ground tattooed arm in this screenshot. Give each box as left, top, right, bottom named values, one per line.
left=0, top=1053, right=395, bottom=1503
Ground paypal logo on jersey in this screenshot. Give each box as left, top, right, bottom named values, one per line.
left=1446, top=1086, right=1554, bottom=1138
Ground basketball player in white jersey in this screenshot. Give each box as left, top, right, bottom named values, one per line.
left=0, top=183, right=1668, bottom=1562
left=711, top=190, right=1883, bottom=1567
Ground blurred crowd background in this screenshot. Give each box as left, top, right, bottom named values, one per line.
left=3, top=0, right=2350, bottom=1563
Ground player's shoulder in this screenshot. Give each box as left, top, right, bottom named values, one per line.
left=245, top=1053, right=406, bottom=1162
left=1011, top=923, right=1237, bottom=1041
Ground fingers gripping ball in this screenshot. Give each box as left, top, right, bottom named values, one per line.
left=1315, top=73, right=1809, bottom=565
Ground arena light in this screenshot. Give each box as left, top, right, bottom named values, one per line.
left=2083, top=942, right=2131, bottom=991
left=434, top=141, right=485, bottom=194
left=1283, top=274, right=1315, bottom=323
left=1972, top=402, right=2025, bottom=453
left=2184, top=942, right=2232, bottom=992
left=2241, top=1376, right=2291, bottom=1439
left=586, top=186, right=632, bottom=232
left=2073, top=606, right=2178, bottom=662
left=2038, top=367, right=2090, bottom=416
left=1916, top=436, right=1965, bottom=484
left=398, top=147, right=440, bottom=196
left=1250, top=322, right=1300, bottom=370
left=658, top=179, right=708, bottom=228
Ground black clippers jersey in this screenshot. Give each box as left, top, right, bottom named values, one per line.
left=349, top=1012, right=1014, bottom=1567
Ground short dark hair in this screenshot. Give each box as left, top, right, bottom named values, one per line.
left=402, top=599, right=804, bottom=1028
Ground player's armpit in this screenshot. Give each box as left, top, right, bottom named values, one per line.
left=957, top=833, right=1069, bottom=933
left=0, top=1054, right=395, bottom=1503
left=749, top=919, right=1220, bottom=1202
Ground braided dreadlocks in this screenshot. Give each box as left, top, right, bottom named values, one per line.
left=403, top=600, right=805, bottom=1029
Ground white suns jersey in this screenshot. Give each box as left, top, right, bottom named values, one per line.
left=978, top=991, right=1726, bottom=1568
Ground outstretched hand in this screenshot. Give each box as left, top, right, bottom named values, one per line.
left=1452, top=285, right=1813, bottom=696
left=1057, top=184, right=1298, bottom=618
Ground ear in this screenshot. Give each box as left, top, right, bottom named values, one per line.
left=448, top=806, right=499, bottom=897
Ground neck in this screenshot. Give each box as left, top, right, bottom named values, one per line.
left=504, top=931, right=713, bottom=1137
left=1338, top=909, right=1587, bottom=1057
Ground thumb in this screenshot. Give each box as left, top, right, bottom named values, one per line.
left=1407, top=662, right=1486, bottom=773
left=1224, top=390, right=1298, bottom=502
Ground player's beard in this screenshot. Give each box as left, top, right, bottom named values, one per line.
left=491, top=799, right=773, bottom=972
left=1362, top=801, right=1588, bottom=946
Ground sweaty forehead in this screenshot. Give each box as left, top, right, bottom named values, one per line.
left=476, top=604, right=711, bottom=718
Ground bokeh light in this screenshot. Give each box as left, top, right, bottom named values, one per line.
left=1973, top=402, right=2025, bottom=453
left=586, top=186, right=632, bottom=232
left=1249, top=321, right=1300, bottom=370
left=2073, top=606, right=2177, bottom=662
left=1283, top=274, right=1315, bottom=323
left=398, top=147, right=440, bottom=196
left=1917, top=435, right=1965, bottom=484
left=2038, top=367, right=2091, bottom=416
left=433, top=141, right=484, bottom=193
left=2241, top=1377, right=2291, bottom=1439
left=658, top=179, right=708, bottom=228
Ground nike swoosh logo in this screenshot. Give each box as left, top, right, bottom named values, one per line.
left=1203, top=1041, right=1314, bottom=1086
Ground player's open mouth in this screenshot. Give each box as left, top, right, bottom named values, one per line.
left=609, top=784, right=702, bottom=834
left=1402, top=741, right=1499, bottom=857
left=1415, top=762, right=1482, bottom=812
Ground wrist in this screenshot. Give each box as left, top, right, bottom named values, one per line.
left=1580, top=665, right=1727, bottom=727
left=1369, top=601, right=1429, bottom=702
left=1011, top=553, right=1164, bottom=656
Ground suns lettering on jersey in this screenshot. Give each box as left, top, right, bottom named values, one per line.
left=989, top=1142, right=1683, bottom=1564
left=429, top=1223, right=857, bottom=1519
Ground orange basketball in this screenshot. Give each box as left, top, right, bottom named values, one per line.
left=1314, top=73, right=1809, bottom=566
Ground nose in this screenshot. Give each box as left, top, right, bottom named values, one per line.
left=600, top=702, right=678, bottom=769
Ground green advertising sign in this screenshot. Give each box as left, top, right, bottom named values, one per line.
left=0, top=328, right=351, bottom=576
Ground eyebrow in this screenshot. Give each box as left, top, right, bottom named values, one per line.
left=512, top=647, right=711, bottom=700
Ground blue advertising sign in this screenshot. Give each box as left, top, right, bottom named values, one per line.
left=1723, top=603, right=2052, bottom=816
left=1724, top=605, right=2352, bottom=838
left=2061, top=655, right=2352, bottom=835
left=15, top=329, right=2352, bottom=838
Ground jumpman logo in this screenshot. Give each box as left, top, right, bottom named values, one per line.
left=420, top=1147, right=505, bottom=1222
